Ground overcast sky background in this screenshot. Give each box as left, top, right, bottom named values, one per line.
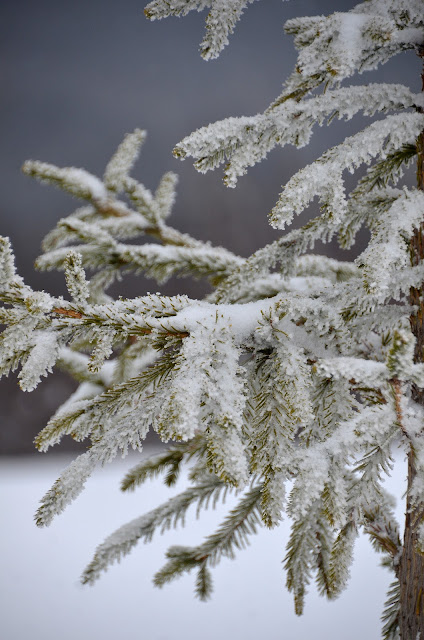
left=0, top=0, right=421, bottom=452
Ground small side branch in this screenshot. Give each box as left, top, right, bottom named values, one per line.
left=390, top=378, right=410, bottom=441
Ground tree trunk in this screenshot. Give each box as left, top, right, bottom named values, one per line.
left=399, top=50, right=424, bottom=640
left=398, top=452, right=424, bottom=638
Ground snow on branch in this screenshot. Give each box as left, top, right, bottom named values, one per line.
left=144, top=0, right=259, bottom=60
left=103, top=129, right=147, bottom=193
left=270, top=113, right=424, bottom=229
left=81, top=476, right=226, bottom=585
left=282, top=0, right=424, bottom=96
left=3, top=0, right=424, bottom=618
left=22, top=129, right=243, bottom=298
left=22, top=161, right=108, bottom=202
left=174, top=84, right=420, bottom=187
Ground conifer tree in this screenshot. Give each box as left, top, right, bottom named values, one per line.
left=1, top=0, right=424, bottom=637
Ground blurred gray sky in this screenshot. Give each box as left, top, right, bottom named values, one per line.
left=0, top=0, right=421, bottom=453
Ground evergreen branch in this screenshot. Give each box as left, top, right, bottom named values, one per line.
left=362, top=504, right=402, bottom=565
left=381, top=579, right=401, bottom=640
left=49, top=302, right=190, bottom=340
left=212, top=214, right=341, bottom=303
left=390, top=378, right=411, bottom=441
left=153, top=484, right=263, bottom=597
left=35, top=451, right=96, bottom=527
left=36, top=396, right=179, bottom=527
left=34, top=351, right=177, bottom=451
left=327, top=521, right=357, bottom=599
left=121, top=447, right=186, bottom=490
left=38, top=233, right=242, bottom=286
left=283, top=8, right=422, bottom=91
left=338, top=189, right=400, bottom=250
left=0, top=236, right=19, bottom=291
left=284, top=479, right=348, bottom=613
left=284, top=504, right=324, bottom=615
left=121, top=436, right=204, bottom=491
left=81, top=477, right=225, bottom=585
left=56, top=347, right=109, bottom=385
left=52, top=307, right=83, bottom=319
left=314, top=525, right=334, bottom=601
left=34, top=401, right=89, bottom=452
left=354, top=425, right=398, bottom=488
left=194, top=562, right=213, bottom=601
left=153, top=172, right=178, bottom=223
left=270, top=113, right=424, bottom=230
left=22, top=161, right=108, bottom=202
left=175, top=84, right=418, bottom=189
left=144, top=1, right=256, bottom=61
left=4, top=0, right=424, bottom=626
left=103, top=129, right=147, bottom=193
left=358, top=143, right=417, bottom=192
left=26, top=131, right=242, bottom=295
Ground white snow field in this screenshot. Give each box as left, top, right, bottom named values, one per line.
left=0, top=448, right=406, bottom=640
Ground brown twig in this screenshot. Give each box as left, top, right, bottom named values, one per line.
left=390, top=378, right=410, bottom=440
left=52, top=306, right=189, bottom=338
left=52, top=307, right=83, bottom=319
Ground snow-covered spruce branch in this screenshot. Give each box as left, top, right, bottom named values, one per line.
left=37, top=236, right=243, bottom=286
left=121, top=436, right=205, bottom=490
left=3, top=229, right=421, bottom=544
left=23, top=129, right=243, bottom=293
left=144, top=0, right=259, bottom=60
left=81, top=475, right=227, bottom=586
left=210, top=218, right=359, bottom=304
left=144, top=0, right=424, bottom=78
left=174, top=85, right=421, bottom=187
left=2, top=0, right=424, bottom=635
left=269, top=113, right=424, bottom=230
left=284, top=498, right=336, bottom=615
left=382, top=579, right=401, bottom=640
left=153, top=483, right=263, bottom=600
left=278, top=1, right=424, bottom=99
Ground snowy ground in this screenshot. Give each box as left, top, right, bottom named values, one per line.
left=0, top=449, right=406, bottom=640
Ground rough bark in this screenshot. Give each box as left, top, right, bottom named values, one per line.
left=399, top=452, right=424, bottom=638
left=399, top=50, right=424, bottom=640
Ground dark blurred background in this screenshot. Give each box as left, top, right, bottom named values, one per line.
left=0, top=0, right=421, bottom=453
